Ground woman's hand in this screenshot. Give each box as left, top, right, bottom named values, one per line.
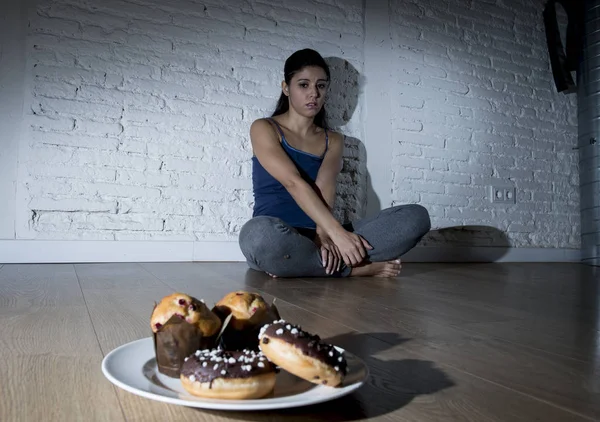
left=315, top=229, right=343, bottom=275
left=328, top=228, right=373, bottom=267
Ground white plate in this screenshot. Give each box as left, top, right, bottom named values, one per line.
left=101, top=337, right=368, bottom=411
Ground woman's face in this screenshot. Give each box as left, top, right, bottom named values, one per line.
left=284, top=66, right=329, bottom=118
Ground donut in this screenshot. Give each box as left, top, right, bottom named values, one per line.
left=180, top=348, right=277, bottom=399
left=258, top=320, right=348, bottom=387
left=151, top=292, right=221, bottom=337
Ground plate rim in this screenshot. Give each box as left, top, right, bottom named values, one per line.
left=101, top=337, right=368, bottom=411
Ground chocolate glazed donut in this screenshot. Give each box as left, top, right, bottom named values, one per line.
left=180, top=348, right=277, bottom=399
left=258, top=320, right=348, bottom=387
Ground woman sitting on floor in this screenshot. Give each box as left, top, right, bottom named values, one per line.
left=239, top=49, right=431, bottom=278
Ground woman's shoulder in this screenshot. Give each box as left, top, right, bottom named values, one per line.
left=251, top=117, right=273, bottom=129
left=250, top=118, right=277, bottom=134
left=250, top=118, right=281, bottom=145
left=325, top=129, right=344, bottom=147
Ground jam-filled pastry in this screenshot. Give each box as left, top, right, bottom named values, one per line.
left=212, top=291, right=280, bottom=351
left=151, top=292, right=222, bottom=377
left=213, top=291, right=271, bottom=331
left=151, top=292, right=221, bottom=337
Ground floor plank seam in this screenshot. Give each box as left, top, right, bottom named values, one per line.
left=136, top=263, right=180, bottom=291
left=447, top=324, right=593, bottom=365
left=73, top=264, right=129, bottom=422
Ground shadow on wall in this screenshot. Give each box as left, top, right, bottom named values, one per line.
left=404, top=225, right=512, bottom=262
left=323, top=57, right=380, bottom=222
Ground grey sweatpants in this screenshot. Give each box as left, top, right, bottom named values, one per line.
left=238, top=204, right=431, bottom=277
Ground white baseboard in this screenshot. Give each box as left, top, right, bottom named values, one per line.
left=0, top=240, right=581, bottom=264
left=0, top=240, right=242, bottom=263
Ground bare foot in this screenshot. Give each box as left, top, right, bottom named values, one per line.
left=350, top=260, right=401, bottom=278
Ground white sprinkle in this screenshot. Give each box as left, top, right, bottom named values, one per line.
left=220, top=369, right=226, bottom=375
left=200, top=299, right=205, bottom=303
left=238, top=356, right=244, bottom=362
left=184, top=357, right=189, bottom=362
left=202, top=362, right=207, bottom=367
left=259, top=357, right=265, bottom=361
left=291, top=328, right=298, bottom=335
left=213, top=364, right=219, bottom=370
left=200, top=357, right=205, bottom=361
left=334, top=366, right=339, bottom=372
left=338, top=357, right=343, bottom=362
left=195, top=350, right=201, bottom=356
left=286, top=324, right=291, bottom=330
left=258, top=362, right=265, bottom=368
left=189, top=375, right=196, bottom=382
left=329, top=351, right=334, bottom=357
left=228, top=357, right=236, bottom=364
left=275, top=328, right=284, bottom=335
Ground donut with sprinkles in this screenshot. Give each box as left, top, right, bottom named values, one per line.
left=180, top=348, right=277, bottom=399
left=258, top=320, right=348, bottom=387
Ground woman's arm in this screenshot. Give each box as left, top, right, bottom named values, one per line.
left=314, top=131, right=344, bottom=212
left=313, top=131, right=344, bottom=273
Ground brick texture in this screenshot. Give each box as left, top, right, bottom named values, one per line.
left=389, top=0, right=578, bottom=248
left=21, top=0, right=365, bottom=241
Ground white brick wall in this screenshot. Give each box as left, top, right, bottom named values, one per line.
left=5, top=0, right=579, bottom=253
left=19, top=0, right=365, bottom=241
left=389, top=0, right=578, bottom=248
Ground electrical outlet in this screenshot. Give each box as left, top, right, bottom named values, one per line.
left=490, top=186, right=516, bottom=204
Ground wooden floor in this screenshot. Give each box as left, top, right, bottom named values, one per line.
left=1, top=262, right=600, bottom=421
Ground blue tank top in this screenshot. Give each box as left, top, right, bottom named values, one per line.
left=252, top=118, right=329, bottom=229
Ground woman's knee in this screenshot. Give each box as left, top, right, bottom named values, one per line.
left=240, top=216, right=287, bottom=241
left=408, top=204, right=431, bottom=237
left=388, top=204, right=431, bottom=240
left=238, top=216, right=290, bottom=260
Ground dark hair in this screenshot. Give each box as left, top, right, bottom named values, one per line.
left=271, top=49, right=330, bottom=128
